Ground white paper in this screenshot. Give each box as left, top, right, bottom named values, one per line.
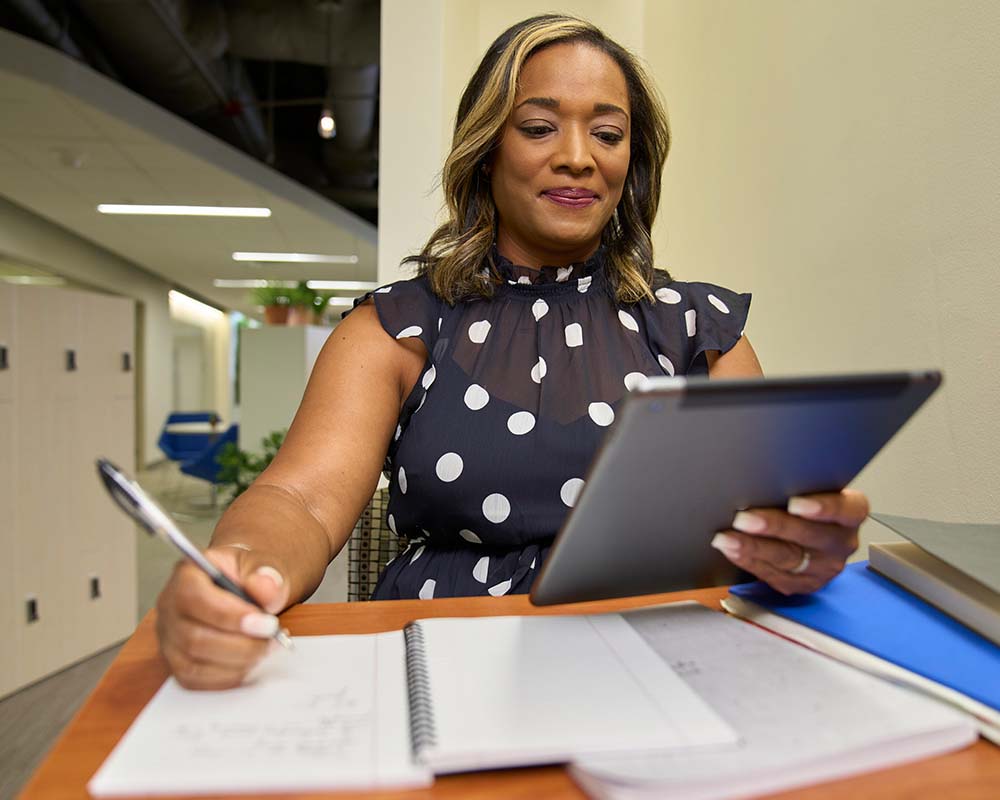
left=571, top=603, right=976, bottom=800
left=88, top=632, right=430, bottom=796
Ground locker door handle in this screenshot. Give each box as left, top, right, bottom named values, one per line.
left=66, top=349, right=77, bottom=371
left=122, top=352, right=132, bottom=372
left=0, top=344, right=7, bottom=370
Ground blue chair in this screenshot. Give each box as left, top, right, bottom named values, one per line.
left=180, top=423, right=239, bottom=484
left=157, top=411, right=221, bottom=462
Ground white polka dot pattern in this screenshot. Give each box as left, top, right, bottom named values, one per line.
left=387, top=514, right=397, bottom=534
left=398, top=466, right=407, bottom=494
left=618, top=310, right=639, bottom=332
left=418, top=579, right=435, bottom=599
left=421, top=365, right=436, bottom=389
left=560, top=478, right=585, bottom=507
left=531, top=357, right=547, bottom=384
left=375, top=286, right=392, bottom=294
left=435, top=452, right=463, bottom=482
left=396, top=325, right=422, bottom=339
left=708, top=293, right=730, bottom=314
left=556, top=267, right=572, bottom=282
left=507, top=411, right=535, bottom=435
left=532, top=299, right=549, bottom=321
left=410, top=544, right=425, bottom=564
left=482, top=493, right=510, bottom=523
left=473, top=556, right=489, bottom=583
left=565, top=323, right=583, bottom=348
left=655, top=287, right=681, bottom=304
left=517, top=275, right=531, bottom=284
left=658, top=354, right=675, bottom=376
left=577, top=275, right=592, bottom=293
left=488, top=579, right=512, bottom=596
left=394, top=424, right=402, bottom=441
left=624, top=371, right=645, bottom=391
left=464, top=383, right=489, bottom=410
left=468, top=320, right=491, bottom=343
left=459, top=529, right=482, bottom=544
left=685, top=309, right=697, bottom=337
left=588, top=402, right=615, bottom=427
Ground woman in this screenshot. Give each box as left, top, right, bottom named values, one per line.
left=156, top=15, right=867, bottom=689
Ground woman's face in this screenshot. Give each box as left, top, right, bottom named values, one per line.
left=490, top=41, right=631, bottom=267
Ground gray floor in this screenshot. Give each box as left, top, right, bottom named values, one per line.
left=0, top=462, right=223, bottom=799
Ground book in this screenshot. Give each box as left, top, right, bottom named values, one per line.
left=87, top=608, right=738, bottom=796
left=726, top=561, right=1000, bottom=739
left=569, top=603, right=976, bottom=800
left=870, top=541, right=1000, bottom=646
left=870, top=512, right=1000, bottom=594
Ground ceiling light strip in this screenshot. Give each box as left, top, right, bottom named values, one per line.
left=98, top=204, right=272, bottom=217
left=232, top=252, right=358, bottom=264
left=212, top=279, right=379, bottom=290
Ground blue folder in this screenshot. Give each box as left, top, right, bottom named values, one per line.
left=730, top=561, right=1000, bottom=711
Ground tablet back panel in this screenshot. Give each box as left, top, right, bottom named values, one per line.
left=530, top=371, right=941, bottom=606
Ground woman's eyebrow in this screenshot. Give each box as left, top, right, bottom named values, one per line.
left=515, top=97, right=628, bottom=118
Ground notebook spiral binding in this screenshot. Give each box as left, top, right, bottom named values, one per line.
left=403, top=622, right=437, bottom=756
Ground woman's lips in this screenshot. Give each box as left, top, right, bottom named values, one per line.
left=542, top=189, right=598, bottom=208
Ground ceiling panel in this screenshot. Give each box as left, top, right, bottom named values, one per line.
left=0, top=30, right=377, bottom=316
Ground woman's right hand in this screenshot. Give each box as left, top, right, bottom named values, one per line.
left=155, top=547, right=289, bottom=690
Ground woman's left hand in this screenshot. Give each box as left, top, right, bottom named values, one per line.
left=710, top=489, right=870, bottom=595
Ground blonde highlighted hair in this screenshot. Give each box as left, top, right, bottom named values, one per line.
left=406, top=14, right=672, bottom=304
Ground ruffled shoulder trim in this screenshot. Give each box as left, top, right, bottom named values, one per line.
left=343, top=275, right=443, bottom=357
left=636, top=274, right=751, bottom=375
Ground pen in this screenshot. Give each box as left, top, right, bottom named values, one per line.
left=95, top=458, right=293, bottom=650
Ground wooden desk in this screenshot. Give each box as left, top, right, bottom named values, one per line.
left=22, top=588, right=999, bottom=800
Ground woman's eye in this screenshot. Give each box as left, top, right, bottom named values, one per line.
left=595, top=130, right=624, bottom=144
left=520, top=125, right=554, bottom=137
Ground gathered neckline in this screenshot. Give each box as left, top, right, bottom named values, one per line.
left=490, top=246, right=605, bottom=288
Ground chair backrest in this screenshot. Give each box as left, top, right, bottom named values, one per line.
left=178, top=424, right=239, bottom=483
left=347, top=488, right=408, bottom=602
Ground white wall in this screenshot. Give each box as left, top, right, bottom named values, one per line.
left=380, top=1, right=1000, bottom=548
left=646, top=0, right=1000, bottom=541
left=0, top=196, right=172, bottom=465
left=168, top=293, right=232, bottom=423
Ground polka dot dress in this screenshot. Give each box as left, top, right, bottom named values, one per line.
left=345, top=249, right=750, bottom=600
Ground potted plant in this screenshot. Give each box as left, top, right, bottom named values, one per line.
left=216, top=429, right=286, bottom=502
left=250, top=283, right=291, bottom=325
left=286, top=281, right=317, bottom=326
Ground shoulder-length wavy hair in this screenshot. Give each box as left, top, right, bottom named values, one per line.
left=406, top=14, right=671, bottom=304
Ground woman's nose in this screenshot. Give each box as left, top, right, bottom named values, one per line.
left=551, top=125, right=595, bottom=174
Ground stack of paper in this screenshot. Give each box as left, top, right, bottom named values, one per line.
left=570, top=603, right=975, bottom=800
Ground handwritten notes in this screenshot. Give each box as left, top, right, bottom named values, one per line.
left=88, top=633, right=430, bottom=796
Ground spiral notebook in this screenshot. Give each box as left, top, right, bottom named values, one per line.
left=88, top=610, right=738, bottom=795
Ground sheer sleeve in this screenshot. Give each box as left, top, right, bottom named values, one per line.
left=636, top=276, right=751, bottom=376
left=343, top=275, right=443, bottom=358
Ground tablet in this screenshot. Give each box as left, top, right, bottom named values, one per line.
left=530, top=370, right=942, bottom=606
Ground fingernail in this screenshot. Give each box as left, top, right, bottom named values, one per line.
left=711, top=532, right=742, bottom=558
left=254, top=566, right=284, bottom=588
left=241, top=612, right=279, bottom=638
left=732, top=511, right=767, bottom=534
left=788, top=496, right=822, bottom=516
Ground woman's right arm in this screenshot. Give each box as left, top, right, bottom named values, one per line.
left=155, top=302, right=427, bottom=689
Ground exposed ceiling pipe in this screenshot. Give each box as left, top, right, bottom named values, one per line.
left=74, top=0, right=269, bottom=159
left=223, top=0, right=379, bottom=67
left=7, top=0, right=86, bottom=60
left=141, top=0, right=268, bottom=159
